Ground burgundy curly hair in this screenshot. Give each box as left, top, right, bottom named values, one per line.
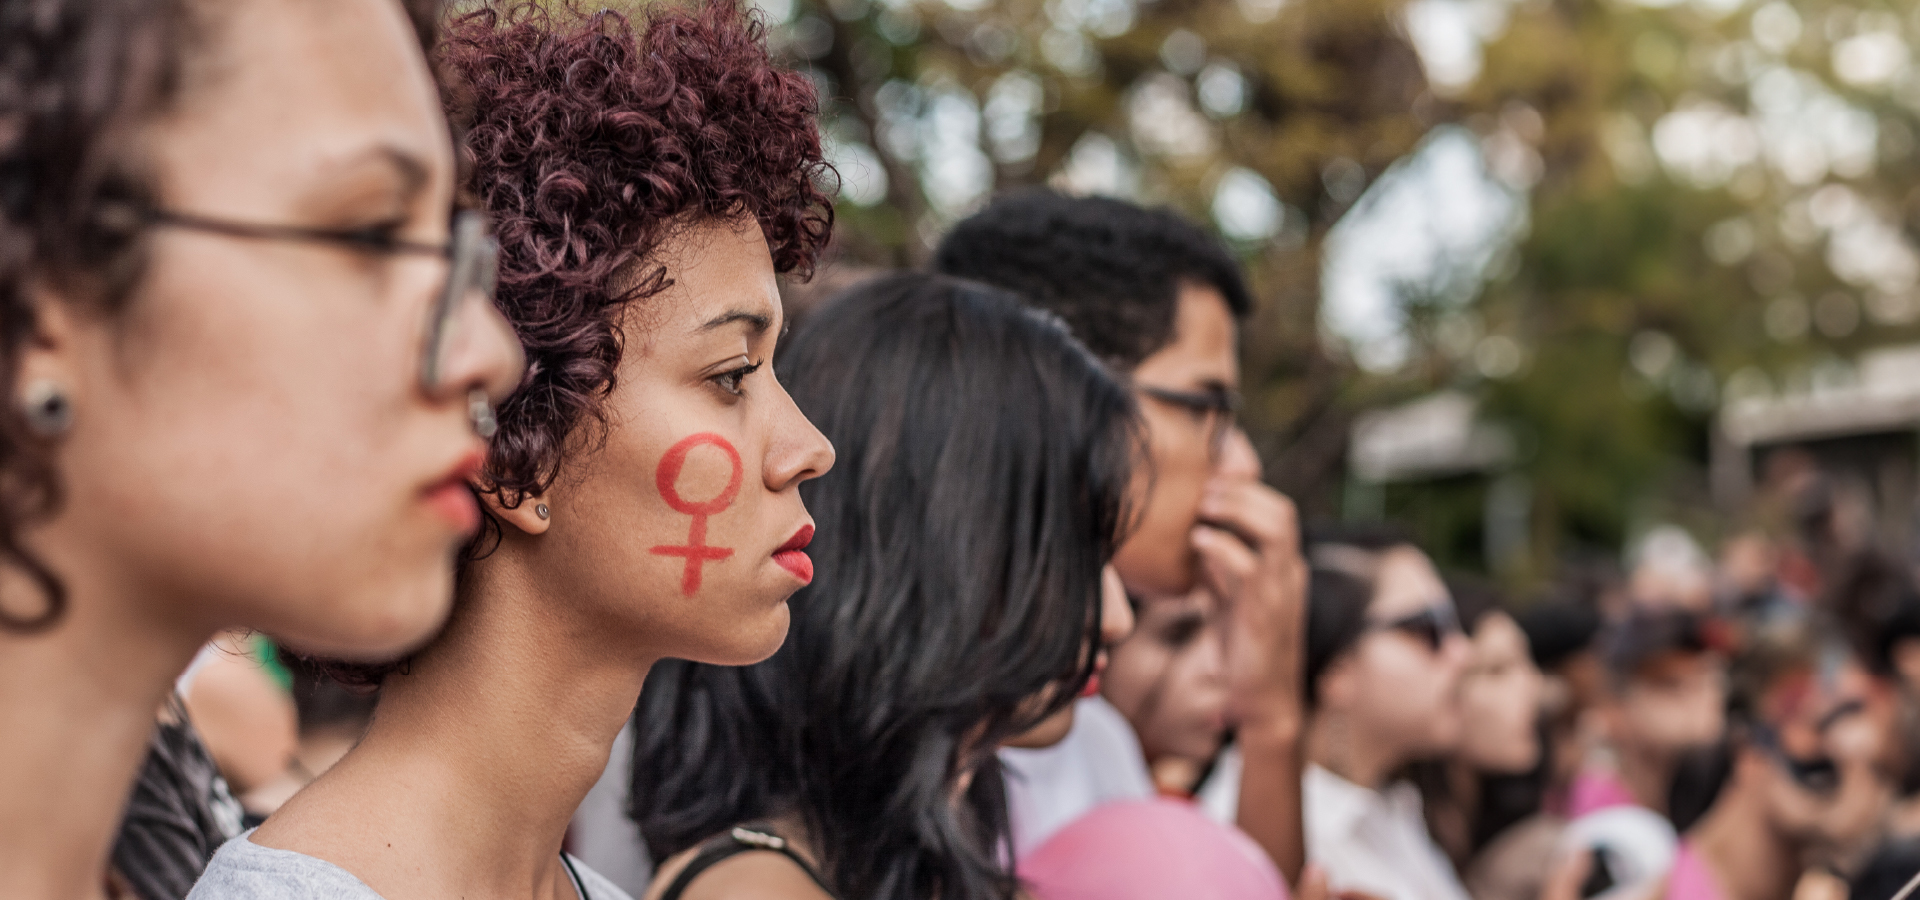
left=443, top=0, right=835, bottom=512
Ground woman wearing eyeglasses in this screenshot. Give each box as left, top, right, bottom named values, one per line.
left=1294, top=531, right=1473, bottom=900
left=188, top=3, right=834, bottom=899
left=0, top=0, right=524, bottom=896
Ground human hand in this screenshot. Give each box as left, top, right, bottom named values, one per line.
left=1190, top=475, right=1306, bottom=742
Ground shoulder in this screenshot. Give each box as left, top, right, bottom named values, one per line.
left=186, top=832, right=386, bottom=900
left=645, top=843, right=834, bottom=900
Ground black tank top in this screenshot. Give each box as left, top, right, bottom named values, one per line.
left=655, top=826, right=836, bottom=900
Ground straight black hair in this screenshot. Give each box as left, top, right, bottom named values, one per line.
left=630, top=272, right=1140, bottom=900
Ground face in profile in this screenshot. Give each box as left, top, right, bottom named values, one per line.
left=1456, top=611, right=1545, bottom=774
left=525, top=219, right=832, bottom=667
left=1104, top=589, right=1230, bottom=765
left=1751, top=658, right=1889, bottom=852
left=1329, top=547, right=1471, bottom=759
left=1111, top=283, right=1238, bottom=598
left=31, top=0, right=521, bottom=657
left=1003, top=566, right=1135, bottom=750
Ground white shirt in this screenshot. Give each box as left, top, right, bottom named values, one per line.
left=999, top=696, right=1155, bottom=856
left=1303, top=764, right=1471, bottom=900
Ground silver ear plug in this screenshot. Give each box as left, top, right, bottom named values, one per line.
left=20, top=379, right=73, bottom=437
left=535, top=503, right=550, bottom=520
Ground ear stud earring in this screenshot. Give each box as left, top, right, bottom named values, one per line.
left=535, top=503, right=550, bottom=520
left=20, top=379, right=72, bottom=437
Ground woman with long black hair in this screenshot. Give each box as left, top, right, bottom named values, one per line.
left=630, top=271, right=1140, bottom=900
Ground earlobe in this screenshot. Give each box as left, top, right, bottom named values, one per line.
left=16, top=290, right=83, bottom=439
left=479, top=485, right=551, bottom=536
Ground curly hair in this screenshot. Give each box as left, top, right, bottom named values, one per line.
left=442, top=0, right=835, bottom=514
left=933, top=189, right=1251, bottom=371
left=0, top=0, right=445, bottom=633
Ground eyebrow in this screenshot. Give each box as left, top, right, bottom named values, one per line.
left=700, top=310, right=774, bottom=334
left=323, top=144, right=431, bottom=201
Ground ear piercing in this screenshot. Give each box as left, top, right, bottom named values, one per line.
left=468, top=389, right=498, bottom=439
left=20, top=379, right=72, bottom=437
left=535, top=503, right=550, bottom=520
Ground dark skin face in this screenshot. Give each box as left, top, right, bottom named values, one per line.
left=495, top=218, right=835, bottom=667
left=1112, top=283, right=1239, bottom=598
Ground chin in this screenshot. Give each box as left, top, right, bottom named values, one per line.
left=1005, top=706, right=1078, bottom=749
left=697, top=599, right=793, bottom=667
left=274, top=573, right=454, bottom=662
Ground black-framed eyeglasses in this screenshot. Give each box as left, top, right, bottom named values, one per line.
left=1137, top=383, right=1241, bottom=456
left=130, top=206, right=500, bottom=402
left=1365, top=604, right=1462, bottom=654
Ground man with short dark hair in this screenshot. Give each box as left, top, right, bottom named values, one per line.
left=938, top=189, right=1308, bottom=885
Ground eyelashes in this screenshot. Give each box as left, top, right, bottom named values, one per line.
left=713, top=360, right=763, bottom=396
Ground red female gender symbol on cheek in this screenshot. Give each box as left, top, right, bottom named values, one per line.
left=649, top=432, right=745, bottom=595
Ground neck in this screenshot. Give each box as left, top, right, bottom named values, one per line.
left=1615, top=742, right=1675, bottom=815
left=1307, top=710, right=1403, bottom=790
left=259, top=553, right=656, bottom=900
left=1690, top=784, right=1800, bottom=900
left=0, top=550, right=211, bottom=900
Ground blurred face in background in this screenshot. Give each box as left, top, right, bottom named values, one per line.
left=1104, top=588, right=1230, bottom=765
left=1322, top=546, right=1472, bottom=764
left=1611, top=651, right=1727, bottom=756
left=1110, top=283, right=1238, bottom=598
left=1457, top=611, right=1545, bottom=774
left=1748, top=656, right=1890, bottom=856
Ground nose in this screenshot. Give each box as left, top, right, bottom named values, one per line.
left=430, top=289, right=525, bottom=406
left=1215, top=426, right=1262, bottom=481
left=764, top=380, right=834, bottom=492
left=1100, top=565, right=1135, bottom=647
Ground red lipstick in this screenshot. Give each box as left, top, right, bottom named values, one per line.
left=423, top=448, right=486, bottom=535
left=774, top=524, right=814, bottom=584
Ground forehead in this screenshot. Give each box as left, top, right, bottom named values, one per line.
left=156, top=0, right=448, bottom=204
left=630, top=219, right=780, bottom=340
left=1132, top=282, right=1239, bottom=387
left=1368, top=547, right=1448, bottom=617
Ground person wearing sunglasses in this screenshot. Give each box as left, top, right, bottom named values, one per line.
left=1665, top=630, right=1893, bottom=900
left=188, top=3, right=834, bottom=899
left=0, top=0, right=525, bottom=896
left=1294, top=532, right=1473, bottom=900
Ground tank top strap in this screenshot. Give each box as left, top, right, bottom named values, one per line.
left=655, top=825, right=835, bottom=900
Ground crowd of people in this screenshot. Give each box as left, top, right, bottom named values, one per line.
left=5, top=2, right=1920, bottom=900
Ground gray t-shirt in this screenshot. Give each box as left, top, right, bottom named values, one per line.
left=187, top=831, right=635, bottom=900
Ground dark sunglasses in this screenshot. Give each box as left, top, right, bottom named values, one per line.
left=1137, top=383, right=1241, bottom=456
left=1366, top=604, right=1462, bottom=654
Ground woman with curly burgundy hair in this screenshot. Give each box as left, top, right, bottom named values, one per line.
left=188, top=2, right=835, bottom=898
left=2, top=0, right=525, bottom=896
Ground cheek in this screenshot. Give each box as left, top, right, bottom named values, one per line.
left=646, top=433, right=746, bottom=597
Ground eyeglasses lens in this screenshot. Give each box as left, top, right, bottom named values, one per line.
left=421, top=212, right=500, bottom=392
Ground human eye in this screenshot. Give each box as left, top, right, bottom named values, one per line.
left=328, top=218, right=410, bottom=253
left=712, top=359, right=763, bottom=397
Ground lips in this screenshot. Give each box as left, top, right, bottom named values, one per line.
left=774, top=523, right=814, bottom=584
left=1081, top=652, right=1108, bottom=698
left=423, top=448, right=486, bottom=535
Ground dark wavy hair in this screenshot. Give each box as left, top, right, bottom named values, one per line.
left=442, top=0, right=834, bottom=515
left=630, top=273, right=1140, bottom=900
left=932, top=188, right=1252, bottom=371
left=0, top=0, right=443, bottom=633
